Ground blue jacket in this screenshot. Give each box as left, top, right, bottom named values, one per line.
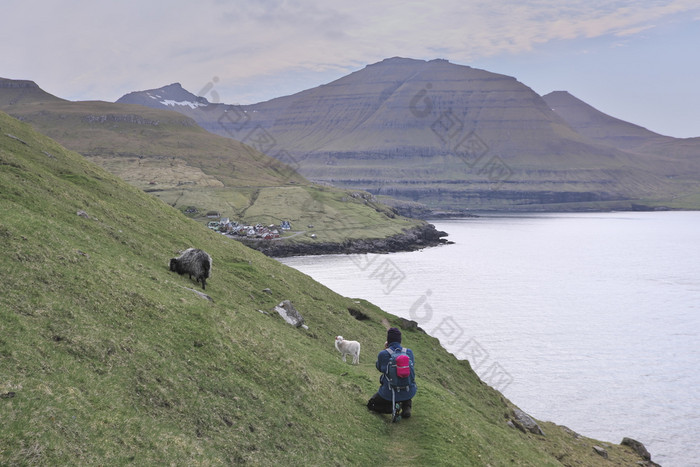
left=375, top=342, right=417, bottom=401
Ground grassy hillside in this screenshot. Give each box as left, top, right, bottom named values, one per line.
left=0, top=82, right=423, bottom=244
left=0, top=112, right=650, bottom=465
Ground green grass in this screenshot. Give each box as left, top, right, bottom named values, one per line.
left=0, top=112, right=649, bottom=465
left=0, top=96, right=425, bottom=243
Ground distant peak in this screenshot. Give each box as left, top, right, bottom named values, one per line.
left=366, top=57, right=423, bottom=67
left=543, top=91, right=589, bottom=106
left=369, top=57, right=452, bottom=67
left=544, top=90, right=575, bottom=98
left=361, top=57, right=481, bottom=76
left=161, top=82, right=185, bottom=91
left=117, top=82, right=209, bottom=108
left=0, top=78, right=40, bottom=89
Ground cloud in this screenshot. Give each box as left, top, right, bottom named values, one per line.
left=1, top=0, right=698, bottom=103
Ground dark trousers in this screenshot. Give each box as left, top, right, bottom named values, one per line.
left=367, top=392, right=412, bottom=414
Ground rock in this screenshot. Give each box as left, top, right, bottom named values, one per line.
left=621, top=437, right=651, bottom=461
left=592, top=446, right=608, bottom=458
left=274, top=300, right=305, bottom=327
left=398, top=317, right=425, bottom=333
left=180, top=286, right=213, bottom=301
left=511, top=408, right=545, bottom=436
left=4, top=133, right=28, bottom=145
left=77, top=210, right=90, bottom=219
left=561, top=426, right=582, bottom=439
left=399, top=317, right=418, bottom=330
left=262, top=288, right=272, bottom=294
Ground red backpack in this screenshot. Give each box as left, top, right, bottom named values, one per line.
left=385, top=346, right=414, bottom=391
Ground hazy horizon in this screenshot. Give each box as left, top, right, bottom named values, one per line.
left=2, top=0, right=699, bottom=138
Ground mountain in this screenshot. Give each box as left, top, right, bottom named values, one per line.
left=0, top=77, right=65, bottom=105
left=118, top=82, right=210, bottom=110
left=543, top=90, right=700, bottom=177
left=0, top=78, right=441, bottom=252
left=119, top=57, right=699, bottom=212
left=542, top=90, right=671, bottom=152
left=0, top=109, right=656, bottom=465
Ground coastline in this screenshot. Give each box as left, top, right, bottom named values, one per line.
left=236, top=223, right=450, bottom=257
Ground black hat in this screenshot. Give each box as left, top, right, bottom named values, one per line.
left=387, top=327, right=402, bottom=344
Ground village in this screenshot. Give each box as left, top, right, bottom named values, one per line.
left=207, top=217, right=300, bottom=240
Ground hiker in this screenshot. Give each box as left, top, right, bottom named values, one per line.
left=367, top=327, right=417, bottom=420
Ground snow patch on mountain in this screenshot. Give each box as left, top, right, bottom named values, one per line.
left=159, top=99, right=207, bottom=109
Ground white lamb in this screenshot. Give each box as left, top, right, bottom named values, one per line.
left=335, top=336, right=361, bottom=365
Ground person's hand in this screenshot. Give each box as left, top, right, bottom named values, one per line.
left=384, top=341, right=388, bottom=349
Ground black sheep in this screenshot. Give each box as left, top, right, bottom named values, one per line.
left=169, top=248, right=212, bottom=290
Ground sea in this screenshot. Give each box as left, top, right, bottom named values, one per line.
left=278, top=212, right=700, bottom=466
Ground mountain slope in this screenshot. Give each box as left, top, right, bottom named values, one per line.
left=0, top=77, right=65, bottom=105
left=0, top=110, right=654, bottom=465
left=120, top=58, right=694, bottom=211
left=0, top=78, right=431, bottom=249
left=543, top=90, right=700, bottom=174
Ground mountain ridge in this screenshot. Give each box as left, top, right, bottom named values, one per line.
left=543, top=90, right=700, bottom=177
left=117, top=58, right=700, bottom=212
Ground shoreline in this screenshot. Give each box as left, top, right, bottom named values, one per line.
left=235, top=223, right=450, bottom=257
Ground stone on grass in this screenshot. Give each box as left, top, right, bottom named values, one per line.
left=274, top=300, right=305, bottom=327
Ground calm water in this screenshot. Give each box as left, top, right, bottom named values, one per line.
left=279, top=212, right=700, bottom=466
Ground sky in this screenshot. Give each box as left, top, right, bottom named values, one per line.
left=2, top=0, right=699, bottom=138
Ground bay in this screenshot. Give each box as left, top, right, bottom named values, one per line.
left=278, top=212, right=700, bottom=466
